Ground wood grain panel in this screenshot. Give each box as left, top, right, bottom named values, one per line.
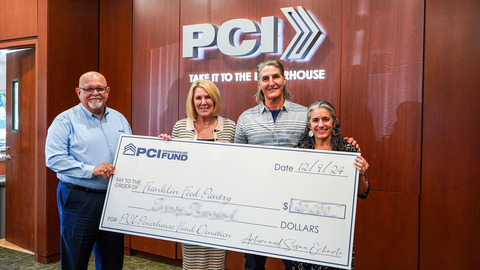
left=180, top=0, right=343, bottom=122
left=5, top=49, right=36, bottom=252
left=176, top=242, right=182, bottom=259
left=42, top=0, right=101, bottom=262
left=341, top=0, right=424, bottom=194
left=225, top=251, right=244, bottom=270
left=131, top=250, right=182, bottom=266
left=131, top=0, right=180, bottom=257
left=421, top=0, right=480, bottom=269
left=99, top=0, right=132, bottom=122
left=35, top=0, right=51, bottom=263
left=132, top=0, right=180, bottom=136
left=131, top=237, right=177, bottom=259
left=0, top=0, right=37, bottom=41
left=355, top=191, right=418, bottom=270
left=46, top=0, right=100, bottom=123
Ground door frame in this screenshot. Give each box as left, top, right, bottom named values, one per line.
left=0, top=38, right=52, bottom=263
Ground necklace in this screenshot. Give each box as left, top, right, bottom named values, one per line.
left=196, top=118, right=216, bottom=129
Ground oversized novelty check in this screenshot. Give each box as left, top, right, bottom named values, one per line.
left=100, top=135, right=360, bottom=269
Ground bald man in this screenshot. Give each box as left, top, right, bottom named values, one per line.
left=46, top=72, right=131, bottom=269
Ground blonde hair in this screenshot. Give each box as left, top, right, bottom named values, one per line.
left=186, top=79, right=222, bottom=120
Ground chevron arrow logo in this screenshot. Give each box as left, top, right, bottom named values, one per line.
left=123, top=143, right=137, bottom=156
left=280, top=6, right=323, bottom=61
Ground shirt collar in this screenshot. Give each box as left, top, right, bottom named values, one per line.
left=260, top=100, right=291, bottom=113
left=186, top=118, right=195, bottom=131
left=79, top=103, right=109, bottom=119
left=216, top=116, right=225, bottom=131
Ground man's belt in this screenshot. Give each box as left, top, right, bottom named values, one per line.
left=62, top=182, right=107, bottom=194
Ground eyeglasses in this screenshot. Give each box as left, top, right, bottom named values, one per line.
left=79, top=86, right=108, bottom=94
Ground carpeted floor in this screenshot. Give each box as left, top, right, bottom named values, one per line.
left=0, top=246, right=182, bottom=270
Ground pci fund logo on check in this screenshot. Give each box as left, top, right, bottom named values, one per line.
left=122, top=142, right=188, bottom=161
left=123, top=143, right=136, bottom=156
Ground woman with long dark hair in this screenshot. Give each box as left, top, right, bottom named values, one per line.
left=294, top=100, right=370, bottom=270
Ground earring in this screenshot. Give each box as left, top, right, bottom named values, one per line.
left=308, top=130, right=314, bottom=137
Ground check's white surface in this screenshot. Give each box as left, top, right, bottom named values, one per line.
left=101, top=135, right=359, bottom=269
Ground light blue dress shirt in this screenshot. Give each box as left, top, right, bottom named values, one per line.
left=45, top=104, right=132, bottom=190
left=234, top=100, right=307, bottom=147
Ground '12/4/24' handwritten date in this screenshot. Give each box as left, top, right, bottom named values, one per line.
left=275, top=160, right=346, bottom=176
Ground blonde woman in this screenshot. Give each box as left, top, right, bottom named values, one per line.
left=159, top=79, right=235, bottom=269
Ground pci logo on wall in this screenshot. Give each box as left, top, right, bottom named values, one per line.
left=183, top=6, right=323, bottom=61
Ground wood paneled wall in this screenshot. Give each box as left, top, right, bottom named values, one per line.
left=35, top=0, right=49, bottom=263
left=98, top=0, right=134, bottom=252
left=341, top=1, right=424, bottom=268
left=46, top=0, right=100, bottom=123
left=132, top=0, right=180, bottom=137
left=0, top=0, right=37, bottom=40
left=130, top=0, right=180, bottom=258
left=355, top=191, right=419, bottom=269
left=421, top=0, right=480, bottom=269
left=341, top=0, right=424, bottom=194
left=1, top=0, right=478, bottom=268
left=99, top=0, right=133, bottom=122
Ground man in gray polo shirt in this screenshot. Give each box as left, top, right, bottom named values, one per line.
left=235, top=59, right=303, bottom=270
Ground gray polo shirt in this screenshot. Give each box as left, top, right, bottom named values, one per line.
left=234, top=100, right=307, bottom=147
